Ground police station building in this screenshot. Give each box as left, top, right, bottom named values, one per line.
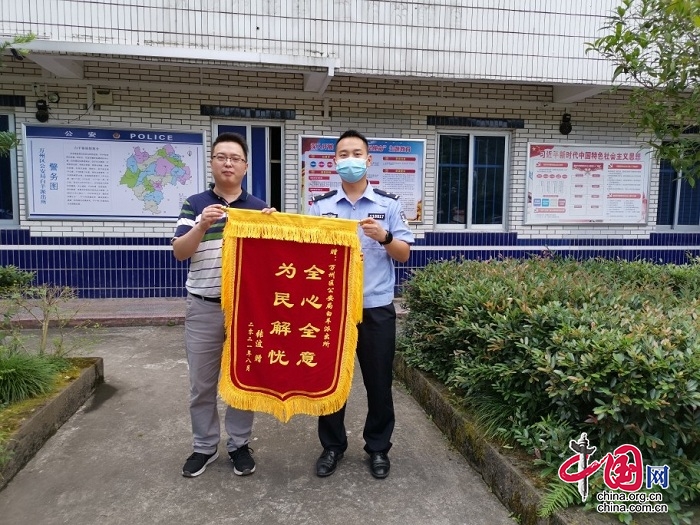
left=1, top=1, right=697, bottom=298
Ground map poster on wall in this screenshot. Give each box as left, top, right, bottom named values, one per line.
left=23, top=125, right=206, bottom=221
left=300, top=136, right=425, bottom=222
left=525, top=143, right=651, bottom=225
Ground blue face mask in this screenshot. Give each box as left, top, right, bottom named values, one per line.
left=336, top=158, right=367, bottom=183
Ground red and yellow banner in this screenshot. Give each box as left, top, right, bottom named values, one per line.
left=219, top=209, right=363, bottom=422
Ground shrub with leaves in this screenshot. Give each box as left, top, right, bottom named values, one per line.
left=15, top=285, right=77, bottom=356
left=0, top=351, right=68, bottom=405
left=0, top=266, right=34, bottom=296
left=398, top=257, right=700, bottom=522
left=0, top=266, right=36, bottom=354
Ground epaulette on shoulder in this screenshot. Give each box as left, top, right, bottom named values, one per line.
left=312, top=190, right=338, bottom=202
left=373, top=188, right=399, bottom=200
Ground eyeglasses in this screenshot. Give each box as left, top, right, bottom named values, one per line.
left=211, top=154, right=247, bottom=164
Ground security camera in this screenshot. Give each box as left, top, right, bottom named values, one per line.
left=36, top=99, right=49, bottom=122
left=559, top=113, right=572, bottom=135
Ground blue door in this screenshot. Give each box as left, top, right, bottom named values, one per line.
left=216, top=124, right=282, bottom=210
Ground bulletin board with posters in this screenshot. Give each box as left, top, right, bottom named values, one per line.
left=300, top=135, right=425, bottom=222
left=525, top=143, right=651, bottom=225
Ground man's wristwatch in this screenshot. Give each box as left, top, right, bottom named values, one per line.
left=378, top=231, right=393, bottom=245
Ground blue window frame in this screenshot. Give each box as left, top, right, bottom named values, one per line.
left=436, top=133, right=507, bottom=228
left=0, top=114, right=18, bottom=225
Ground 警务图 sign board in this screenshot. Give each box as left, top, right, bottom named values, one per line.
left=23, top=125, right=206, bottom=221
left=525, top=143, right=651, bottom=225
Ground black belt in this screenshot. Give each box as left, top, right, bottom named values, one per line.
left=189, top=293, right=221, bottom=304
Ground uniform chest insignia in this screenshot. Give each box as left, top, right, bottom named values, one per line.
left=322, top=212, right=338, bottom=218
left=368, top=213, right=386, bottom=220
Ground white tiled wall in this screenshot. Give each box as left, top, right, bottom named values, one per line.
left=1, top=59, right=654, bottom=241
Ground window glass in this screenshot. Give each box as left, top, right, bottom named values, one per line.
left=677, top=177, right=700, bottom=225
left=437, top=135, right=469, bottom=224
left=0, top=114, right=17, bottom=224
left=472, top=136, right=505, bottom=225
left=656, top=159, right=676, bottom=226
left=657, top=155, right=700, bottom=227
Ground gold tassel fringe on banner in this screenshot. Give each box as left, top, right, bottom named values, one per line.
left=222, top=208, right=364, bottom=248
left=219, top=209, right=364, bottom=422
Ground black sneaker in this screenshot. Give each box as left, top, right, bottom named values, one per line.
left=182, top=451, right=219, bottom=477
left=229, top=444, right=256, bottom=476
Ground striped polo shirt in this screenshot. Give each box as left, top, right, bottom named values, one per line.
left=173, top=186, right=267, bottom=298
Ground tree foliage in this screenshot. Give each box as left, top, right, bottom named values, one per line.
left=587, top=0, right=700, bottom=182
left=0, top=33, right=34, bottom=56
left=0, top=33, right=35, bottom=157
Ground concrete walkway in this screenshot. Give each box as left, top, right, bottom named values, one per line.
left=1, top=304, right=516, bottom=525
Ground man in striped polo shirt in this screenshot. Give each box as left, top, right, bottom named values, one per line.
left=172, top=132, right=270, bottom=478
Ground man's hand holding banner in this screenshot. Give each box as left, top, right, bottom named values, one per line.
left=218, top=209, right=363, bottom=423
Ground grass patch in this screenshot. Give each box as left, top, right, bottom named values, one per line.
left=0, top=359, right=91, bottom=466
left=0, top=353, right=69, bottom=405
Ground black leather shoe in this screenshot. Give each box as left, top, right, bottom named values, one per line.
left=316, top=449, right=343, bottom=477
left=369, top=452, right=390, bottom=479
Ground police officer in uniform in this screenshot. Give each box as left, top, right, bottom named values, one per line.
left=309, top=130, right=414, bottom=479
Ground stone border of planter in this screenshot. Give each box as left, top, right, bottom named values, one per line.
left=0, top=357, right=104, bottom=491
left=393, top=353, right=615, bottom=525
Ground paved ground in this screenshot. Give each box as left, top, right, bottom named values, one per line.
left=8, top=297, right=190, bottom=328
left=1, top=302, right=516, bottom=525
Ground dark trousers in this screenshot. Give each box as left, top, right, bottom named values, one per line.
left=318, top=302, right=396, bottom=454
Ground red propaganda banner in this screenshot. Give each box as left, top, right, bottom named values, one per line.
left=219, top=209, right=363, bottom=422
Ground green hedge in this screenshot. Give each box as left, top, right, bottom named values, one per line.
left=0, top=266, right=34, bottom=294
left=399, top=257, right=700, bottom=518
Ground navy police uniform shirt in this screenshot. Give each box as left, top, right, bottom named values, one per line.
left=309, top=184, right=414, bottom=308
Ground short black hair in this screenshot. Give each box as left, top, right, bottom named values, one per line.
left=212, top=132, right=249, bottom=159
left=335, top=129, right=369, bottom=153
